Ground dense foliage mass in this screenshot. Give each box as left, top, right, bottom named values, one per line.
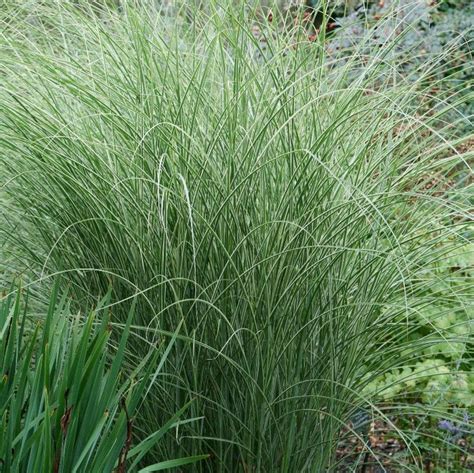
left=0, top=1, right=472, bottom=471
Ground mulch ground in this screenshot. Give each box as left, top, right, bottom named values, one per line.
left=335, top=417, right=474, bottom=472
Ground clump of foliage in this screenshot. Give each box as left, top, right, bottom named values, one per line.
left=0, top=285, right=206, bottom=472
left=0, top=1, right=472, bottom=471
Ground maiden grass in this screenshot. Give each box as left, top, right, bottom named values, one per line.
left=0, top=1, right=472, bottom=470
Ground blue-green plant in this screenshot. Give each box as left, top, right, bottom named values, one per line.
left=0, top=1, right=472, bottom=471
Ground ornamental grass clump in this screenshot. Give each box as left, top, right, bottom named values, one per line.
left=0, top=1, right=472, bottom=471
